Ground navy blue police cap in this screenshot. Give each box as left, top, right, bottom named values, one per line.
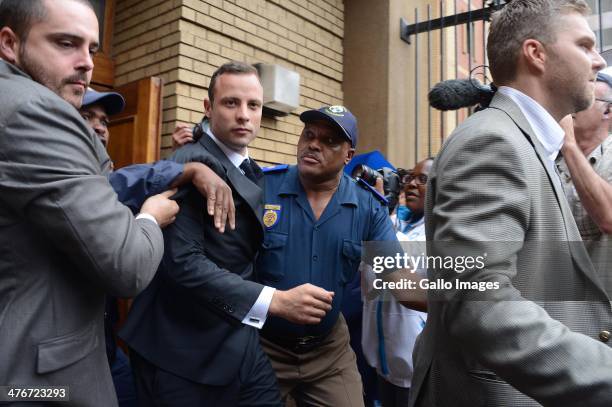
left=300, top=105, right=359, bottom=148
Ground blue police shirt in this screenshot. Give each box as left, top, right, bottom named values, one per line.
left=257, top=165, right=398, bottom=338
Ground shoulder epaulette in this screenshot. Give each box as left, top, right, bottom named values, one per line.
left=356, top=178, right=388, bottom=206
left=262, top=164, right=289, bottom=174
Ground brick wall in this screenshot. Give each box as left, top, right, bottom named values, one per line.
left=113, top=0, right=345, bottom=164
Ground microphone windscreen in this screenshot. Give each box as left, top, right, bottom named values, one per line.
left=428, top=79, right=487, bottom=111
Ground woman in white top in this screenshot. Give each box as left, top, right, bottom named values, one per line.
left=362, top=157, right=433, bottom=407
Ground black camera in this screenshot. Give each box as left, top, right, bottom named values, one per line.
left=351, top=164, right=400, bottom=212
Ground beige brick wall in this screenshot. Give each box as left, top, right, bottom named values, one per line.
left=113, top=0, right=345, bottom=164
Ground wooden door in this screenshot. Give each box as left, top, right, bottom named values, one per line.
left=107, top=77, right=164, bottom=169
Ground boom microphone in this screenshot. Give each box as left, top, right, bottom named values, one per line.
left=428, top=79, right=496, bottom=111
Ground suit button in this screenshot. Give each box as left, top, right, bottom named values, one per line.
left=599, top=330, right=611, bottom=342
left=228, top=306, right=234, bottom=313
left=313, top=255, right=318, bottom=261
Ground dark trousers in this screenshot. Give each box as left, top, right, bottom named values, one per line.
left=111, top=347, right=138, bottom=407
left=130, top=343, right=282, bottom=407
left=377, top=375, right=410, bottom=407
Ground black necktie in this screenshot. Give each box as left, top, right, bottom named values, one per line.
left=239, top=159, right=259, bottom=183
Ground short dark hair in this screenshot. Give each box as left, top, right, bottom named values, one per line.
left=487, top=0, right=590, bottom=85
left=207, top=61, right=260, bottom=104
left=0, top=0, right=46, bottom=41
left=0, top=0, right=93, bottom=42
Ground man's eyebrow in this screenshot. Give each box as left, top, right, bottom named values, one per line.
left=577, top=34, right=596, bottom=47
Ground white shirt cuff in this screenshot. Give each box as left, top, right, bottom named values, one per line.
left=136, top=213, right=158, bottom=226
left=242, top=286, right=275, bottom=329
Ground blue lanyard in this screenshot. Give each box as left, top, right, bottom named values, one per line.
left=376, top=295, right=389, bottom=375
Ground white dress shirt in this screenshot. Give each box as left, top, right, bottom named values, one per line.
left=497, top=86, right=565, bottom=174
left=207, top=130, right=275, bottom=329
left=135, top=213, right=158, bottom=226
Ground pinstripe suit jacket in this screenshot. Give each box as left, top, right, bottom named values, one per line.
left=409, top=92, right=612, bottom=406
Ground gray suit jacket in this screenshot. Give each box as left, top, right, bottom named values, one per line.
left=0, top=61, right=164, bottom=406
left=409, top=92, right=612, bottom=406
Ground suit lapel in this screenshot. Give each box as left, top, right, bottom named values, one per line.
left=489, top=94, right=607, bottom=296
left=198, top=135, right=264, bottom=229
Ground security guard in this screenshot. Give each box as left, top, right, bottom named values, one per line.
left=257, top=106, right=398, bottom=406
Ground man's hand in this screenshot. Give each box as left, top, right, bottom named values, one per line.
left=140, top=188, right=180, bottom=228
left=178, top=162, right=235, bottom=233
left=268, top=283, right=334, bottom=324
left=172, top=123, right=194, bottom=151
left=560, top=114, right=577, bottom=153
left=398, top=190, right=406, bottom=206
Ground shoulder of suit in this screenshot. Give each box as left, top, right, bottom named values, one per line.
left=351, top=176, right=388, bottom=206
left=170, top=141, right=213, bottom=163
left=262, top=164, right=289, bottom=175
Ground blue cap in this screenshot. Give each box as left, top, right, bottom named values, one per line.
left=300, top=105, right=358, bottom=148
left=82, top=88, right=125, bottom=116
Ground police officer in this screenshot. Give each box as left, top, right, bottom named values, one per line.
left=257, top=106, right=398, bottom=406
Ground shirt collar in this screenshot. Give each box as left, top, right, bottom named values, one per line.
left=206, top=129, right=249, bottom=168
left=498, top=86, right=565, bottom=163
left=277, top=166, right=358, bottom=206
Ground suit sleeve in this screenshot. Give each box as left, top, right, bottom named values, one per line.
left=0, top=95, right=163, bottom=298
left=109, top=161, right=183, bottom=213
left=160, top=147, right=264, bottom=323
left=430, top=129, right=612, bottom=404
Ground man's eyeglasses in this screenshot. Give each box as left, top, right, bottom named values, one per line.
left=401, top=173, right=428, bottom=185
left=595, top=97, right=612, bottom=106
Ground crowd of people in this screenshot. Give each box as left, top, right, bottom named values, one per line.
left=1, top=0, right=612, bottom=406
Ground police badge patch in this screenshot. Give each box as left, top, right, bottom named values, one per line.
left=263, top=204, right=281, bottom=228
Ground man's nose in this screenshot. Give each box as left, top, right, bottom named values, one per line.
left=307, top=137, right=322, bottom=150
left=92, top=121, right=105, bottom=135
left=236, top=103, right=250, bottom=121
left=593, top=50, right=607, bottom=72
left=76, top=46, right=94, bottom=73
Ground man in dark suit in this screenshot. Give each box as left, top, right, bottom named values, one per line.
left=79, top=87, right=236, bottom=407
left=0, top=1, right=179, bottom=406
left=120, top=61, right=334, bottom=406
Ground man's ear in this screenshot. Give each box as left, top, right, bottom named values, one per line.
left=203, top=98, right=212, bottom=119
left=0, top=27, right=20, bottom=63
left=521, top=38, right=547, bottom=75
left=345, top=147, right=355, bottom=164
